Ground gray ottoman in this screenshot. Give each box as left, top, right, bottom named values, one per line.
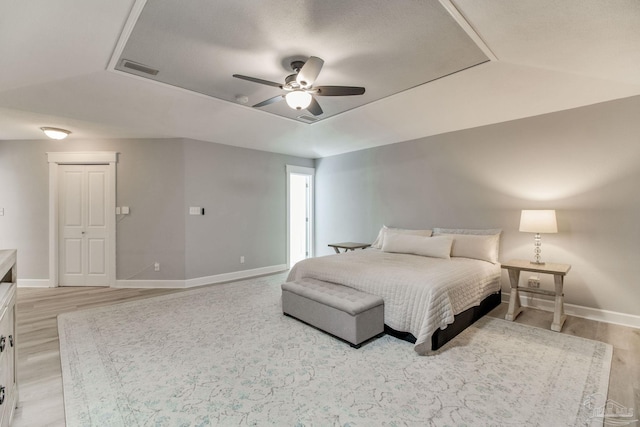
left=282, top=278, right=384, bottom=348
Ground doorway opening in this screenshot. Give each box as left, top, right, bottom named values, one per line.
left=286, top=165, right=314, bottom=268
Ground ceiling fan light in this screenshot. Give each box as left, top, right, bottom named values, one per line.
left=285, top=91, right=312, bottom=110
left=41, top=127, right=71, bottom=140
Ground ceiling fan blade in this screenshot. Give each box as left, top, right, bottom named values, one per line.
left=233, top=74, right=283, bottom=89
left=296, top=56, right=324, bottom=88
left=315, top=86, right=365, bottom=96
left=306, top=96, right=323, bottom=116
left=253, top=95, right=284, bottom=108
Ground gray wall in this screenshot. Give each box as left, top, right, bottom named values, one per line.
left=0, top=140, right=50, bottom=278
left=315, top=95, right=640, bottom=317
left=184, top=140, right=313, bottom=279
left=113, top=139, right=185, bottom=280
left=0, top=137, right=311, bottom=282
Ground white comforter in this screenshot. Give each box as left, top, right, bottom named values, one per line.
left=287, top=249, right=501, bottom=354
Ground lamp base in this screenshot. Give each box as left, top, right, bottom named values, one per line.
left=531, top=233, right=545, bottom=265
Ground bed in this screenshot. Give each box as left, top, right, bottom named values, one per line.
left=286, top=227, right=503, bottom=354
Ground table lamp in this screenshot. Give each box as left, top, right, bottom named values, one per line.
left=519, top=210, right=557, bottom=265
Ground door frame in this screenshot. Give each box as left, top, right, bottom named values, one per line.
left=48, top=152, right=118, bottom=287
left=286, top=165, right=315, bottom=269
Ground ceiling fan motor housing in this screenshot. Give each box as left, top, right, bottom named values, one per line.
left=291, top=61, right=305, bottom=73
left=284, top=74, right=299, bottom=89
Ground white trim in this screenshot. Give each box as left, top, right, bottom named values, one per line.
left=48, top=161, right=58, bottom=288
left=17, top=279, right=53, bottom=288
left=185, top=264, right=288, bottom=288
left=502, top=292, right=640, bottom=330
left=106, top=0, right=148, bottom=71
left=285, top=166, right=315, bottom=175
left=47, top=152, right=118, bottom=288
left=438, top=0, right=498, bottom=61
left=286, top=165, right=315, bottom=269
left=114, top=264, right=288, bottom=289
left=47, top=151, right=118, bottom=164
left=114, top=280, right=187, bottom=289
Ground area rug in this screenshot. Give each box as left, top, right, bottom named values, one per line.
left=59, top=273, right=612, bottom=426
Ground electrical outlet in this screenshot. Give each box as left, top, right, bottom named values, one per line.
left=527, top=275, right=540, bottom=288
left=154, top=262, right=160, bottom=272
left=240, top=256, right=245, bottom=264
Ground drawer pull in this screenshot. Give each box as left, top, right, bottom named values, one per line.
left=0, top=386, right=5, bottom=405
left=0, top=336, right=5, bottom=353
left=8, top=335, right=13, bottom=348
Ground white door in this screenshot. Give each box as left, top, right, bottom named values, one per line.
left=287, top=165, right=314, bottom=268
left=58, top=164, right=111, bottom=286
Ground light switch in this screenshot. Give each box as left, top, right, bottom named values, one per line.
left=0, top=208, right=4, bottom=216
left=115, top=207, right=121, bottom=215
left=189, top=207, right=204, bottom=215
left=122, top=206, right=130, bottom=215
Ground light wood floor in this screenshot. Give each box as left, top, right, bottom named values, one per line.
left=14, top=286, right=184, bottom=427
left=13, top=284, right=639, bottom=427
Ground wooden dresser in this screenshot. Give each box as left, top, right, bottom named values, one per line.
left=0, top=250, right=17, bottom=427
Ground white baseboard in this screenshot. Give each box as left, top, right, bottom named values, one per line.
left=184, top=264, right=288, bottom=288
left=114, top=264, right=288, bottom=289
left=17, top=279, right=53, bottom=288
left=114, top=279, right=187, bottom=289
left=502, top=292, right=640, bottom=330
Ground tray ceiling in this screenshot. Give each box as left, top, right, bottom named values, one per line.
left=113, top=0, right=489, bottom=123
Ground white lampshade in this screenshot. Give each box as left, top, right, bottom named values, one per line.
left=519, top=210, right=557, bottom=233
left=285, top=90, right=312, bottom=110
left=41, top=127, right=71, bottom=140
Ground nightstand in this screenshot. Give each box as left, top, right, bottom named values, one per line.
left=501, top=259, right=571, bottom=332
left=328, top=242, right=371, bottom=254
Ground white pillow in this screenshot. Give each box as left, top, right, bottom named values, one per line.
left=433, top=228, right=502, bottom=263
left=432, top=228, right=502, bottom=236
left=371, top=225, right=433, bottom=249
left=382, top=234, right=452, bottom=259
left=434, top=233, right=499, bottom=263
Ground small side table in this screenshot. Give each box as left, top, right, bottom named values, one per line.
left=501, top=259, right=571, bottom=332
left=328, top=242, right=371, bottom=254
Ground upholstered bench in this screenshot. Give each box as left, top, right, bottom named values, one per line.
left=281, top=278, right=384, bottom=348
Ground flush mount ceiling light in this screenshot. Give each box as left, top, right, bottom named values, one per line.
left=285, top=90, right=313, bottom=110
left=41, top=127, right=71, bottom=140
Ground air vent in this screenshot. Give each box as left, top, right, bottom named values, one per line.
left=297, top=115, right=319, bottom=123
left=121, top=59, right=159, bottom=76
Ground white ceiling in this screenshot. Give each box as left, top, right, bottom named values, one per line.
left=1, top=0, right=639, bottom=159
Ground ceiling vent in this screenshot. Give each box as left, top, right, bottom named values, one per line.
left=297, top=115, right=319, bottom=123
left=121, top=59, right=159, bottom=76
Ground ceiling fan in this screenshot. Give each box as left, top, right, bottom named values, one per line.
left=233, top=56, right=365, bottom=116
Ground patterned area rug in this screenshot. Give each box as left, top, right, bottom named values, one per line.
left=59, top=273, right=611, bottom=426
